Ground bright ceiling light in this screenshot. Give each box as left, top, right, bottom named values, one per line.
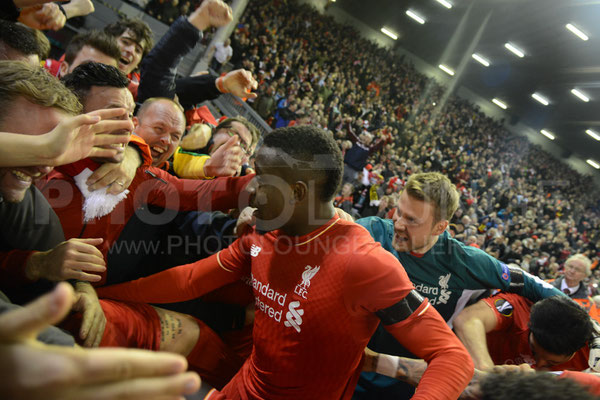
left=586, top=129, right=600, bottom=141
left=531, top=93, right=549, bottom=106
left=435, top=0, right=452, bottom=9
left=566, top=23, right=589, bottom=41
left=587, top=159, right=600, bottom=169
left=381, top=27, right=398, bottom=40
left=492, top=98, right=508, bottom=109
left=438, top=64, right=455, bottom=76
left=571, top=88, right=590, bottom=102
left=406, top=10, right=425, bottom=24
left=472, top=53, right=490, bottom=67
left=504, top=42, right=525, bottom=58
left=540, top=129, right=555, bottom=140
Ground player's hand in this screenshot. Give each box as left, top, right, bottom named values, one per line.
left=234, top=206, right=257, bottom=237
left=25, top=238, right=106, bottom=283
left=219, top=69, right=258, bottom=100
left=188, top=0, right=232, bottom=31
left=42, top=109, right=133, bottom=166
left=18, top=3, right=66, bottom=30
left=203, top=135, right=244, bottom=177
left=490, top=363, right=535, bottom=374
left=73, top=282, right=106, bottom=347
left=87, top=146, right=141, bottom=194
left=0, top=282, right=201, bottom=400
left=180, top=123, right=212, bottom=150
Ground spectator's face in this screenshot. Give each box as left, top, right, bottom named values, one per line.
left=115, top=29, right=146, bottom=75
left=83, top=86, right=135, bottom=163
left=529, top=333, right=574, bottom=370
left=564, top=259, right=587, bottom=284
left=133, top=100, right=185, bottom=167
left=0, top=98, right=66, bottom=202
left=212, top=121, right=254, bottom=163
left=392, top=191, right=446, bottom=253
left=60, top=46, right=118, bottom=77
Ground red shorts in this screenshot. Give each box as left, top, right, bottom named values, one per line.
left=99, top=299, right=162, bottom=350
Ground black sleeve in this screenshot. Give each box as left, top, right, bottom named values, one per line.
left=137, top=16, right=202, bottom=103
left=174, top=74, right=221, bottom=109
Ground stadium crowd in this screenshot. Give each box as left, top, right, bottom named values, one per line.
left=1, top=0, right=600, bottom=399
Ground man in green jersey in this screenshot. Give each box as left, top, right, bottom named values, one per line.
left=354, top=172, right=564, bottom=399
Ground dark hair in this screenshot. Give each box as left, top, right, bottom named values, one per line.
left=529, top=296, right=593, bottom=356
left=262, top=125, right=343, bottom=201
left=103, top=18, right=154, bottom=58
left=62, top=62, right=129, bottom=103
left=480, top=371, right=597, bottom=400
left=214, top=116, right=261, bottom=148
left=64, top=30, right=121, bottom=65
left=0, top=20, right=50, bottom=60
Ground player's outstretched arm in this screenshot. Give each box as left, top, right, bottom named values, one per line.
left=383, top=293, right=474, bottom=400
left=97, top=246, right=244, bottom=303
left=453, top=299, right=499, bottom=371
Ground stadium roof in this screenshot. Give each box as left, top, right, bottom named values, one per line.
left=333, top=0, right=600, bottom=173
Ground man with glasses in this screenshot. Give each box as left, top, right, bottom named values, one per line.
left=173, top=116, right=260, bottom=179
left=550, top=254, right=593, bottom=299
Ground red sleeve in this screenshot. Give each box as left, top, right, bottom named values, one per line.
left=0, top=250, right=35, bottom=286
left=482, top=293, right=520, bottom=332
left=344, top=244, right=473, bottom=400
left=558, top=371, right=600, bottom=395
left=385, top=301, right=474, bottom=400
left=135, top=167, right=253, bottom=212
left=96, top=237, right=251, bottom=303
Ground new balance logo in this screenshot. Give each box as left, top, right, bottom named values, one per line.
left=284, top=301, right=304, bottom=333
left=250, top=244, right=262, bottom=257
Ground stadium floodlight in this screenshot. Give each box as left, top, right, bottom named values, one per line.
left=406, top=10, right=426, bottom=24
left=472, top=53, right=490, bottom=67
left=566, top=23, right=589, bottom=41
left=586, top=129, right=600, bottom=141
left=531, top=93, right=549, bottom=106
left=381, top=27, right=398, bottom=40
left=587, top=159, right=600, bottom=169
left=438, top=64, right=455, bottom=76
left=571, top=88, right=590, bottom=102
left=504, top=42, right=525, bottom=58
left=436, top=0, right=453, bottom=9
left=492, top=98, right=508, bottom=109
left=540, top=129, right=555, bottom=140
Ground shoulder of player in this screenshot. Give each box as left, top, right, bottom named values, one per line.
left=485, top=293, right=531, bottom=317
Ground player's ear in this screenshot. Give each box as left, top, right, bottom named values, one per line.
left=432, top=220, right=448, bottom=236
left=293, top=181, right=308, bottom=203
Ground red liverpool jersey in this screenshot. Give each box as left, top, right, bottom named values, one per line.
left=483, top=293, right=590, bottom=371
left=99, top=217, right=472, bottom=399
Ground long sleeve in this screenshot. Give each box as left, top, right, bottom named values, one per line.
left=385, top=301, right=474, bottom=400
left=97, top=248, right=240, bottom=303
left=138, top=16, right=202, bottom=103
left=172, top=147, right=212, bottom=179
left=139, top=167, right=253, bottom=212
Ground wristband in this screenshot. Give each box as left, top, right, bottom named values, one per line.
left=216, top=76, right=226, bottom=93
left=375, top=354, right=400, bottom=378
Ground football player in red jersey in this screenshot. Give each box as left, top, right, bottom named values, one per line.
left=99, top=125, right=474, bottom=400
